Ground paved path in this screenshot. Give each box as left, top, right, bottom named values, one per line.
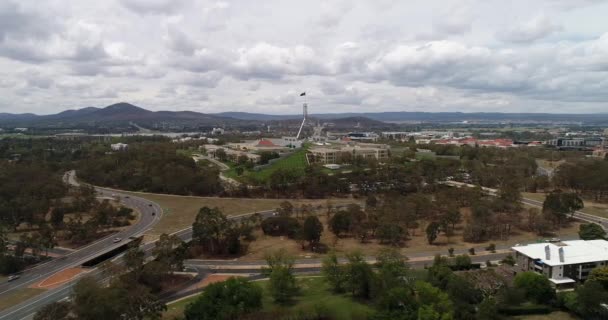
left=192, top=153, right=241, bottom=187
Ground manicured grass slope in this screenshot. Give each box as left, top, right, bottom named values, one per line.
left=249, top=148, right=309, bottom=182
left=163, top=277, right=374, bottom=320
left=259, top=277, right=374, bottom=319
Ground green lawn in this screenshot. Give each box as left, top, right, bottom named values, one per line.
left=163, top=277, right=374, bottom=320
left=260, top=277, right=374, bottom=319
left=227, top=148, right=309, bottom=184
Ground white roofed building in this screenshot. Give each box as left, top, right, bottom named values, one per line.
left=512, top=240, right=608, bottom=287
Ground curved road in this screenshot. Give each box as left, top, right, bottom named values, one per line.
left=0, top=171, right=163, bottom=320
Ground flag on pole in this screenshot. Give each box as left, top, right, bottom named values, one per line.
left=300, top=92, right=306, bottom=96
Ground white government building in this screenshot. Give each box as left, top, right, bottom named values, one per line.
left=513, top=240, right=608, bottom=287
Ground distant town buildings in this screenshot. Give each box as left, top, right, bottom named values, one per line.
left=308, top=143, right=390, bottom=164
left=202, top=144, right=261, bottom=163
left=228, top=137, right=302, bottom=152
left=546, top=137, right=603, bottom=149
left=110, top=143, right=128, bottom=151
left=433, top=138, right=516, bottom=148
left=513, top=240, right=608, bottom=287
left=211, top=127, right=225, bottom=135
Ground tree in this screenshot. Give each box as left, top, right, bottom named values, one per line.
left=262, top=250, right=298, bottom=303
left=377, top=223, right=406, bottom=246
left=276, top=201, right=294, bottom=217
left=322, top=251, right=346, bottom=293
left=184, top=277, right=262, bottom=320
left=453, top=254, right=472, bottom=269
left=572, top=280, right=608, bottom=319
left=344, top=251, right=374, bottom=299
left=300, top=215, right=323, bottom=251
left=579, top=223, right=606, bottom=240
left=501, top=254, right=516, bottom=266
left=446, top=275, right=482, bottom=320
left=415, top=281, right=454, bottom=320
left=153, top=233, right=186, bottom=273
left=589, top=266, right=608, bottom=289
left=373, top=249, right=410, bottom=297
left=215, top=148, right=227, bottom=161
left=33, top=301, right=71, bottom=320
left=476, top=297, right=500, bottom=320
left=123, top=246, right=145, bottom=281
left=192, top=207, right=242, bottom=255
left=543, top=190, right=584, bottom=226
left=513, top=271, right=555, bottom=304
left=426, top=222, right=441, bottom=245
left=329, top=210, right=352, bottom=237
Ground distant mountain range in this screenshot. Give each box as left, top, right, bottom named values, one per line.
left=2, top=103, right=608, bottom=129
left=216, top=111, right=608, bottom=124
left=0, top=103, right=241, bottom=127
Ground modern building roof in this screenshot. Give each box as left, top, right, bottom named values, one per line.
left=513, top=240, right=608, bottom=266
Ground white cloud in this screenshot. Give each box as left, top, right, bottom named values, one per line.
left=1, top=0, right=608, bottom=114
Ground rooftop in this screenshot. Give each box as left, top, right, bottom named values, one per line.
left=513, top=240, right=608, bottom=266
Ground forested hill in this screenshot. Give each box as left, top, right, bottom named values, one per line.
left=77, top=142, right=223, bottom=196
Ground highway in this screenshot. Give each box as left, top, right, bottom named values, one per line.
left=0, top=171, right=163, bottom=320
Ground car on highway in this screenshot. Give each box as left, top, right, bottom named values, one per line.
left=113, top=237, right=122, bottom=243
left=148, top=204, right=153, bottom=207
left=152, top=212, right=155, bottom=216
left=7, top=274, right=20, bottom=282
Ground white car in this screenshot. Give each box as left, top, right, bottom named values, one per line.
left=113, top=237, right=122, bottom=243
left=7, top=274, right=20, bottom=282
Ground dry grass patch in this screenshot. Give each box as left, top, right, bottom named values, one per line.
left=119, top=191, right=359, bottom=239
left=524, top=192, right=608, bottom=218
left=0, top=288, right=46, bottom=311
left=241, top=214, right=580, bottom=261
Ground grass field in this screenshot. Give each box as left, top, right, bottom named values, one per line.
left=120, top=191, right=358, bottom=239
left=523, top=192, right=608, bottom=218
left=237, top=148, right=309, bottom=184
left=163, top=277, right=374, bottom=320
left=0, top=288, right=46, bottom=311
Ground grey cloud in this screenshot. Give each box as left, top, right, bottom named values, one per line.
left=0, top=1, right=54, bottom=41
left=498, top=15, right=563, bottom=43
left=120, top=0, right=185, bottom=14
left=179, top=71, right=223, bottom=88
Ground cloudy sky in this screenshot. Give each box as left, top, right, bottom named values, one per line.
left=1, top=0, right=608, bottom=115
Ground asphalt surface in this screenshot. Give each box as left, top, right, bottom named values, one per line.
left=0, top=171, right=163, bottom=320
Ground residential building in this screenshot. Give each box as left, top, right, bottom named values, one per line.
left=110, top=143, right=128, bottom=151
left=512, top=240, right=608, bottom=287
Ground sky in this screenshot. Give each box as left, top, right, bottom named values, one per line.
left=1, top=0, right=608, bottom=115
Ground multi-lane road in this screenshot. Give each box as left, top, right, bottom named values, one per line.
left=0, top=171, right=163, bottom=320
